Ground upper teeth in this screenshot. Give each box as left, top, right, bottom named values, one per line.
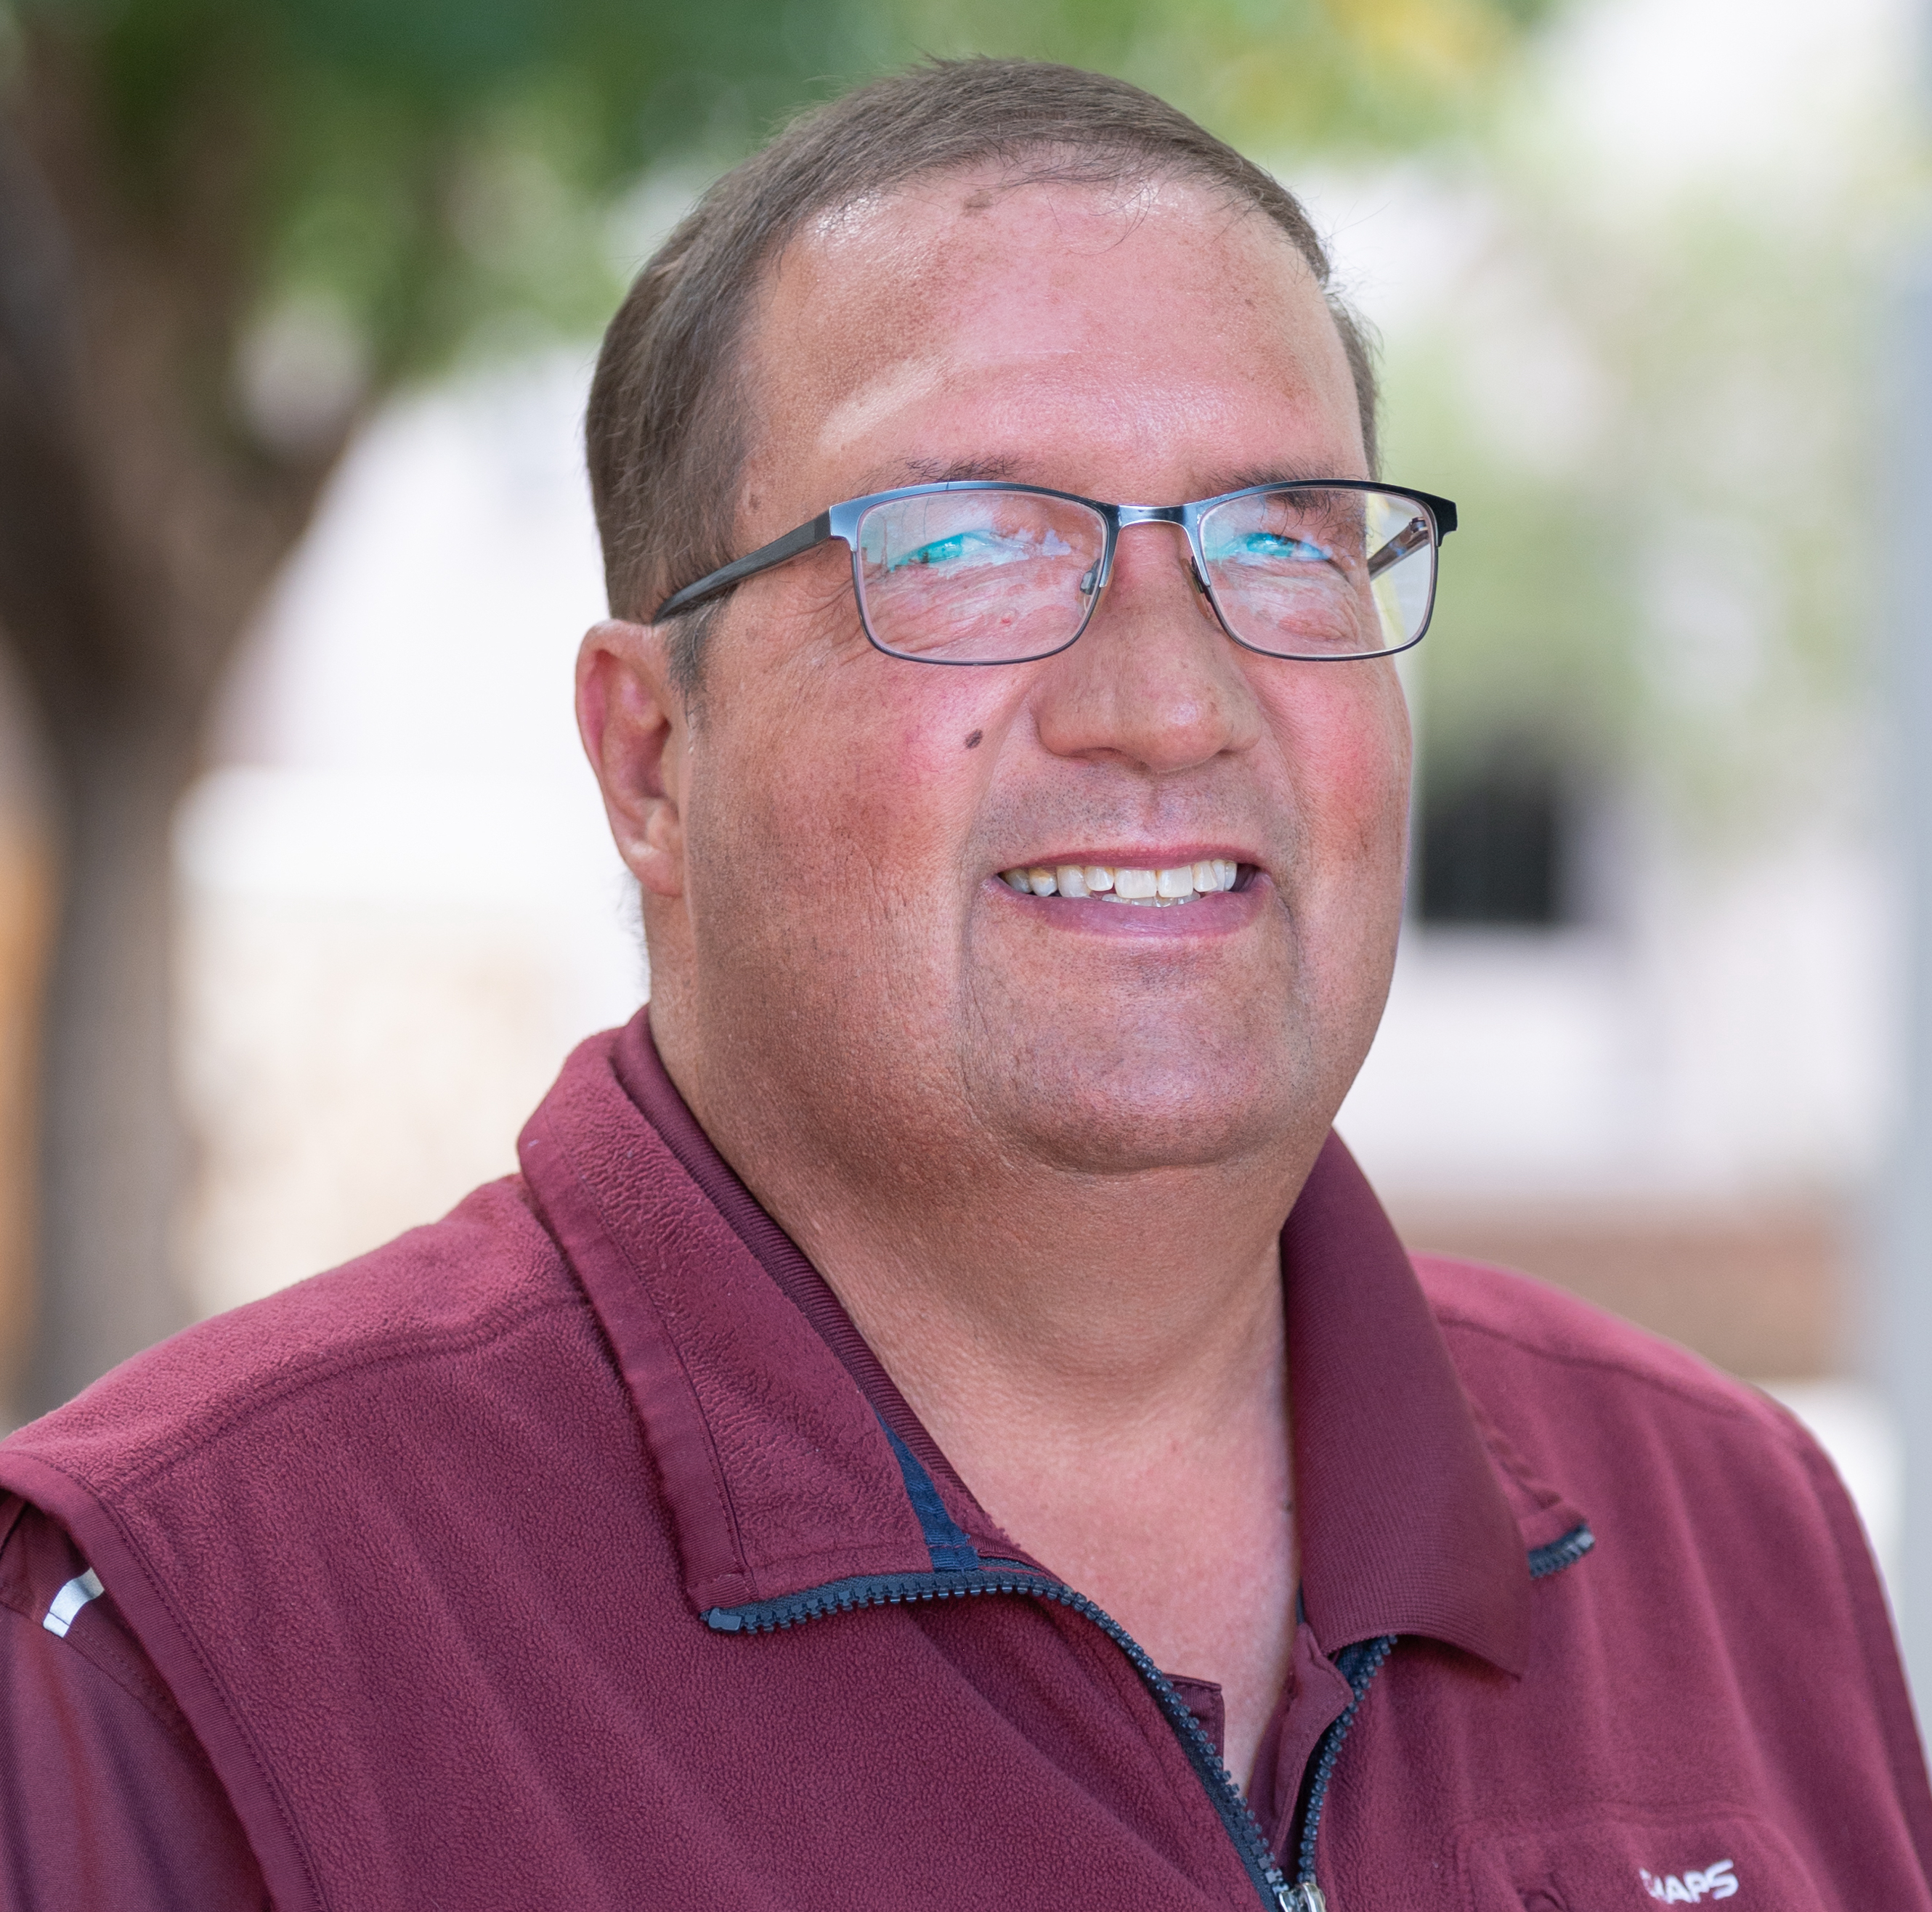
left=999, top=860, right=1241, bottom=904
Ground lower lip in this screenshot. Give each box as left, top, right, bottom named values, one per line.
left=985, top=874, right=1268, bottom=936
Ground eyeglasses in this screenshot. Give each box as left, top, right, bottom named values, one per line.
left=654, top=479, right=1456, bottom=665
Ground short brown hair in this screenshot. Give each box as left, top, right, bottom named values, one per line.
left=585, top=57, right=1378, bottom=688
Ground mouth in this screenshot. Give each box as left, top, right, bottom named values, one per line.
left=997, top=858, right=1247, bottom=908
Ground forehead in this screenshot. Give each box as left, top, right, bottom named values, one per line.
left=741, top=167, right=1365, bottom=509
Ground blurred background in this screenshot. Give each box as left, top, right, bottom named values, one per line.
left=1, top=0, right=1928, bottom=1691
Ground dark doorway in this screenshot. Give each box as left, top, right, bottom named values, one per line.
left=1418, top=757, right=1567, bottom=927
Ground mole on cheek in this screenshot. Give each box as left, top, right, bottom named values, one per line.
left=964, top=730, right=983, bottom=749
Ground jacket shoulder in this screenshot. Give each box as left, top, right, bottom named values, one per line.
left=1413, top=1251, right=1830, bottom=1500
left=3, top=1176, right=581, bottom=1495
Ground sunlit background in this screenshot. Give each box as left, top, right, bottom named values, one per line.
left=1, top=0, right=1925, bottom=1679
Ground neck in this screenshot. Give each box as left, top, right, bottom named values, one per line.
left=806, top=1176, right=1288, bottom=1428
left=670, top=1029, right=1312, bottom=1449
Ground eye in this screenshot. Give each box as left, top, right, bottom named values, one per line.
left=891, top=529, right=1004, bottom=570
left=1211, top=530, right=1337, bottom=566
left=885, top=527, right=1068, bottom=571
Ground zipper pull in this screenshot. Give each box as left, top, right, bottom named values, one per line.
left=1277, top=1886, right=1328, bottom=1912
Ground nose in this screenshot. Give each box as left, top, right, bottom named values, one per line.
left=1030, top=521, right=1263, bottom=774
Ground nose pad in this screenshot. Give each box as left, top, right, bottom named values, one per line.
left=1081, top=522, right=1211, bottom=614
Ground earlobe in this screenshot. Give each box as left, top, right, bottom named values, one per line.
left=576, top=620, right=687, bottom=898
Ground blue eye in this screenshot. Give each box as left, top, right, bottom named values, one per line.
left=883, top=526, right=1071, bottom=573
left=1209, top=531, right=1336, bottom=566
left=890, top=531, right=991, bottom=569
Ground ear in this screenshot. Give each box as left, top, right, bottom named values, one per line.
left=576, top=620, right=688, bottom=898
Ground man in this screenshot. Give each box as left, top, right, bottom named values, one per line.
left=1, top=57, right=1927, bottom=1912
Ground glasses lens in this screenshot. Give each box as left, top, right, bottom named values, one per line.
left=855, top=491, right=1106, bottom=663
left=1198, top=487, right=1437, bottom=658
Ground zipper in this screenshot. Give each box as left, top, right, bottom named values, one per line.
left=708, top=1566, right=1299, bottom=1909
left=1288, top=1633, right=1397, bottom=1904
left=1527, top=1524, right=1594, bottom=1580
left=708, top=1506, right=1595, bottom=1912
left=1279, top=1524, right=1596, bottom=1904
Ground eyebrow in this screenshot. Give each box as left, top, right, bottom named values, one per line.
left=882, top=455, right=1028, bottom=487
left=1209, top=460, right=1355, bottom=493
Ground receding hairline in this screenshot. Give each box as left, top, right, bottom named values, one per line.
left=734, top=155, right=1366, bottom=497
left=800, top=139, right=1288, bottom=227
left=735, top=148, right=1360, bottom=505
left=782, top=149, right=1325, bottom=283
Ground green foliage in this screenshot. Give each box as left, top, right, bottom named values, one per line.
left=8, top=0, right=893, bottom=380
left=897, top=0, right=1565, bottom=155
left=13, top=0, right=1859, bottom=845
left=3, top=0, right=1562, bottom=393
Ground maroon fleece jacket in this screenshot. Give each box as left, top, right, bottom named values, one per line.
left=1, top=1009, right=1928, bottom=1911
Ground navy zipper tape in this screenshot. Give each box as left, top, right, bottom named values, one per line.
left=707, top=1567, right=1294, bottom=1907
left=1291, top=1633, right=1397, bottom=1888
left=872, top=1414, right=1286, bottom=1892
left=877, top=1419, right=982, bottom=1571
left=707, top=1523, right=1599, bottom=1908
left=1527, top=1523, right=1594, bottom=1579
left=1287, top=1524, right=1596, bottom=1889
left=710, top=1432, right=1596, bottom=1910
left=704, top=1567, right=1031, bottom=1633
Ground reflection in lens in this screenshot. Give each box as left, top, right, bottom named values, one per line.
left=1201, top=488, right=1433, bottom=657
left=856, top=492, right=1105, bottom=662
left=1366, top=498, right=1434, bottom=651
left=852, top=484, right=1434, bottom=663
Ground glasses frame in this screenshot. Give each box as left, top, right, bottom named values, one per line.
left=652, top=478, right=1458, bottom=666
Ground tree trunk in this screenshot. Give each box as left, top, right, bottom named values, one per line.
left=0, top=33, right=352, bottom=1416
left=26, top=731, right=198, bottom=1412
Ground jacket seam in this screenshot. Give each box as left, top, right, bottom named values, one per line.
left=1468, top=1407, right=1573, bottom=1518
left=1431, top=1310, right=1789, bottom=1431
left=96, top=1290, right=588, bottom=1497
left=0, top=1595, right=207, bottom=1754
left=8, top=1455, right=330, bottom=1912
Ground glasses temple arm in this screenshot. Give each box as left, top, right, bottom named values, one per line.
left=1367, top=516, right=1434, bottom=579
left=653, top=511, right=834, bottom=622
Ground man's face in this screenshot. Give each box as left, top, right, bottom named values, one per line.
left=644, top=172, right=1411, bottom=1184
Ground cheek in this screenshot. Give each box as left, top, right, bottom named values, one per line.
left=1270, top=666, right=1412, bottom=868
left=695, top=647, right=1017, bottom=896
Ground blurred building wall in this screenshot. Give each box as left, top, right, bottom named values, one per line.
left=1339, top=841, right=1887, bottom=1380
left=180, top=352, right=645, bottom=1313
left=1298, top=0, right=1909, bottom=1416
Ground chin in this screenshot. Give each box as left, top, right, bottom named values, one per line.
left=977, top=1053, right=1315, bottom=1179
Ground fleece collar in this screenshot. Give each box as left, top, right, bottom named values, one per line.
left=520, top=1010, right=1573, bottom=1675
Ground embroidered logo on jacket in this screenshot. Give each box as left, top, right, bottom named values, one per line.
left=1639, top=1859, right=1737, bottom=1902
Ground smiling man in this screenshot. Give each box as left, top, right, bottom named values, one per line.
left=2, top=59, right=1929, bottom=1912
